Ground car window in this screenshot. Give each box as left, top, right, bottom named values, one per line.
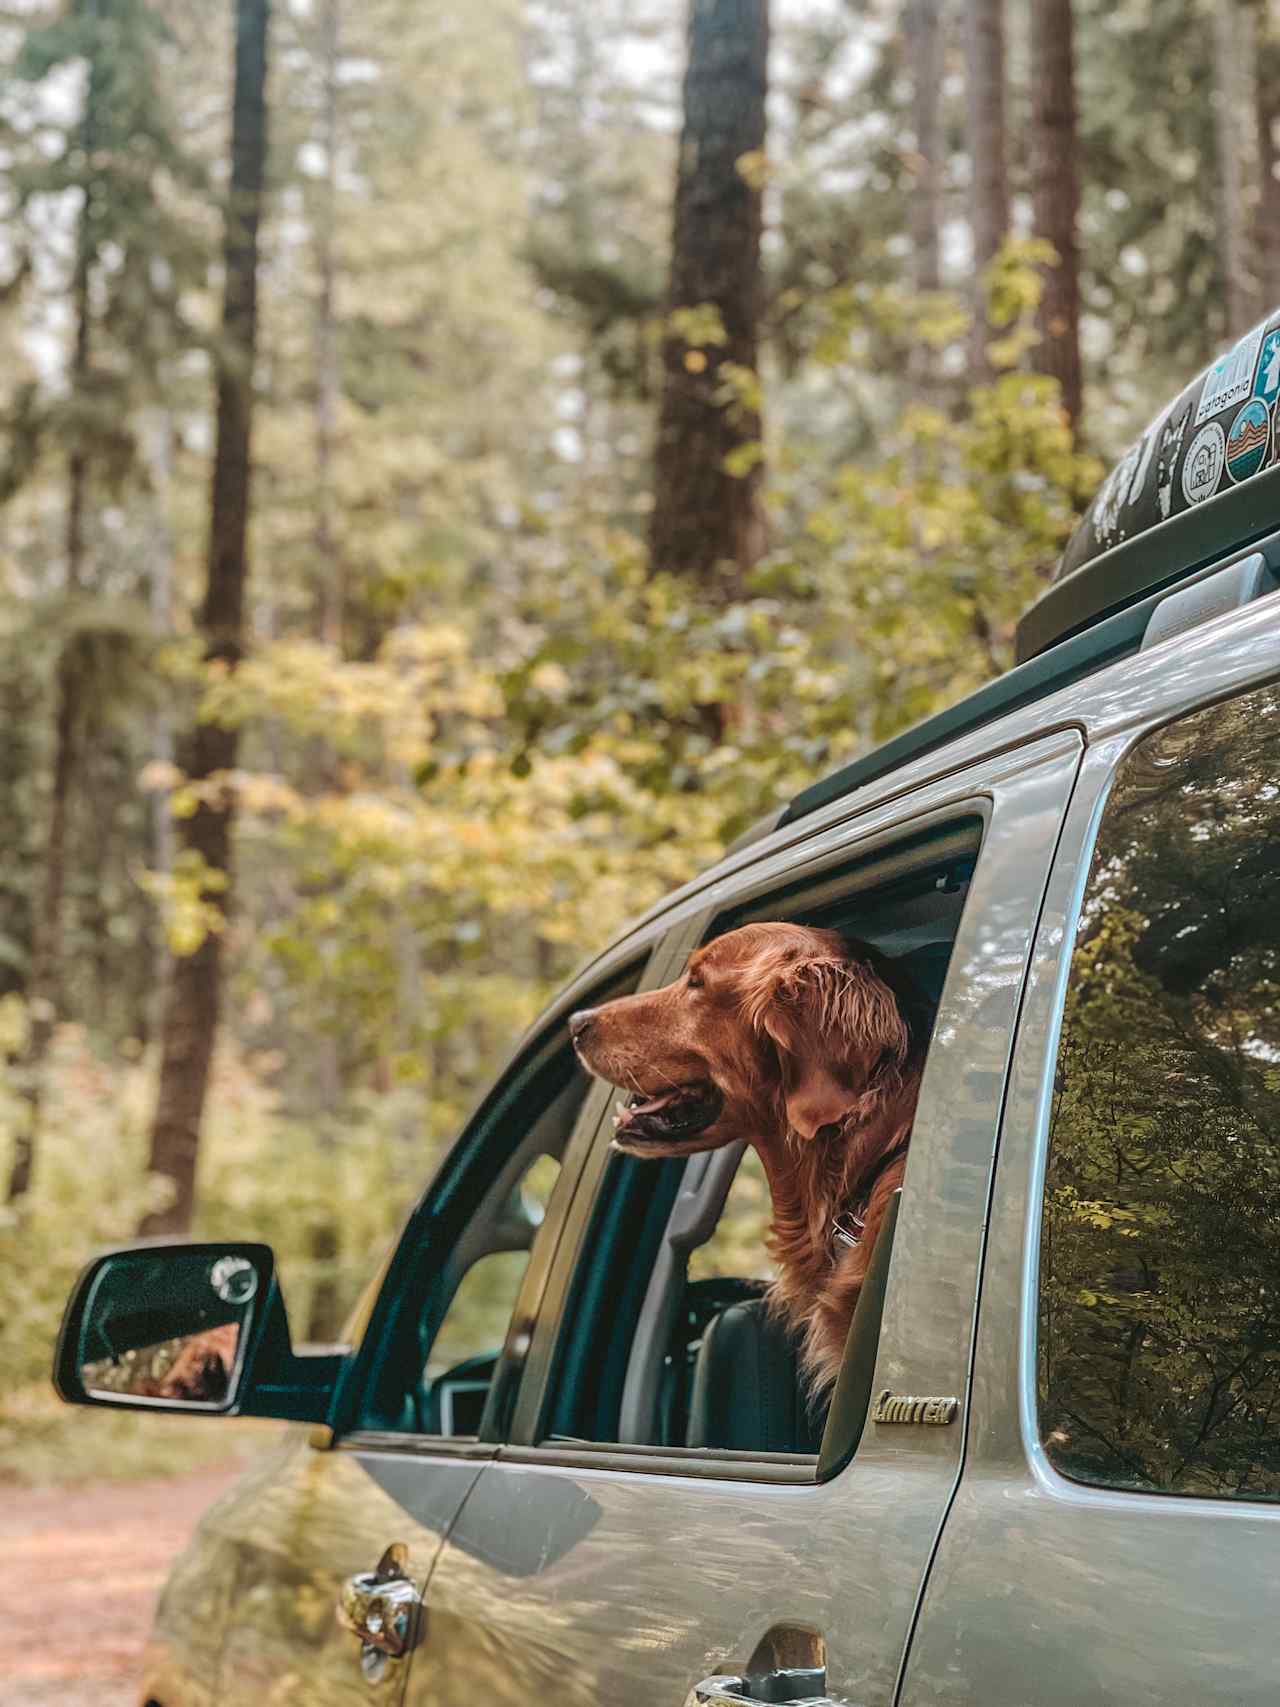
left=1038, top=678, right=1280, bottom=1501
left=687, top=1148, right=773, bottom=1284
left=421, top=1156, right=562, bottom=1435
left=354, top=968, right=638, bottom=1439
left=540, top=819, right=981, bottom=1466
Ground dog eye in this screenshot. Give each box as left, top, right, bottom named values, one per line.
left=687, top=970, right=704, bottom=991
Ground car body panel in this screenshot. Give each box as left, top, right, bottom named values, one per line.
left=139, top=1428, right=486, bottom=1706
left=898, top=602, right=1280, bottom=1705
left=396, top=731, right=1083, bottom=1707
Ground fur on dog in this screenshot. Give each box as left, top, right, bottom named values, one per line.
left=570, top=922, right=925, bottom=1394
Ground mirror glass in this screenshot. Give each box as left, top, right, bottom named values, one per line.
left=77, top=1247, right=264, bottom=1407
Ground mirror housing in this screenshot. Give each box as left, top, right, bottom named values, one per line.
left=53, top=1239, right=348, bottom=1424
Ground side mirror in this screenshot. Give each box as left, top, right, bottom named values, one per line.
left=53, top=1240, right=348, bottom=1423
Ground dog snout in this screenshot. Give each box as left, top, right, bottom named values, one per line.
left=569, top=1008, right=596, bottom=1045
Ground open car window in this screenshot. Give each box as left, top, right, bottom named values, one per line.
left=535, top=816, right=982, bottom=1473
left=352, top=965, right=641, bottom=1440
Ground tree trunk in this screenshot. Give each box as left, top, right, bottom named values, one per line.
left=962, top=0, right=1010, bottom=382
left=314, top=0, right=341, bottom=648
left=1029, top=0, right=1084, bottom=431
left=1215, top=0, right=1256, bottom=337
left=7, top=91, right=97, bottom=1204
left=905, top=0, right=943, bottom=298
left=140, top=0, right=271, bottom=1237
left=1255, top=0, right=1280, bottom=310
left=648, top=0, right=769, bottom=593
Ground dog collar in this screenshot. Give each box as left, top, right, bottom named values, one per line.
left=831, top=1205, right=868, bottom=1250
left=829, top=1134, right=909, bottom=1257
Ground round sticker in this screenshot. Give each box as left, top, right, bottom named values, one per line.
left=1181, top=421, right=1227, bottom=505
left=1225, top=398, right=1271, bottom=483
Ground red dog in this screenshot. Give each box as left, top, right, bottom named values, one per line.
left=571, top=923, right=923, bottom=1393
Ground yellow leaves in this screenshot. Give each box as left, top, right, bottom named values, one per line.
left=734, top=149, right=772, bottom=191
left=139, top=849, right=229, bottom=957
left=668, top=303, right=727, bottom=349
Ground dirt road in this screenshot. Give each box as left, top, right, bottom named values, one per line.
left=0, top=1467, right=241, bottom=1707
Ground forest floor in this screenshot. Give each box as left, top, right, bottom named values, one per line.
left=0, top=1463, right=242, bottom=1707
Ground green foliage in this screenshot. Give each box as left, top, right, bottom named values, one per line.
left=0, top=2, right=1108, bottom=1484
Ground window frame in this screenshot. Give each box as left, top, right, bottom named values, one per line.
left=512, top=800, right=992, bottom=1481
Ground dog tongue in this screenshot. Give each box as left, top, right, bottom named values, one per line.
left=619, top=1087, right=682, bottom=1124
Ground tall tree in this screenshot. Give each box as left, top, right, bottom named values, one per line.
left=648, top=0, right=769, bottom=591
left=962, top=0, right=1010, bottom=383
left=1254, top=0, right=1280, bottom=311
left=905, top=0, right=944, bottom=301
left=1029, top=0, right=1083, bottom=431
left=1, top=0, right=202, bottom=1200
left=140, top=0, right=271, bottom=1235
left=1214, top=0, right=1256, bottom=336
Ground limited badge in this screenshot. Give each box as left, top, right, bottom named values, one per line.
left=1255, top=326, right=1280, bottom=408
left=1196, top=323, right=1265, bottom=426
left=1181, top=420, right=1227, bottom=504
left=1225, top=398, right=1271, bottom=482
left=871, top=1389, right=958, bottom=1425
left=1156, top=404, right=1190, bottom=518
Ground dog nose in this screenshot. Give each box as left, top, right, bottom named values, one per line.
left=569, top=1009, right=595, bottom=1042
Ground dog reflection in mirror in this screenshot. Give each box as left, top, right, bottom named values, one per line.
left=570, top=923, right=924, bottom=1393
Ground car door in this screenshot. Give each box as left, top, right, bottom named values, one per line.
left=399, top=730, right=1082, bottom=1707
left=899, top=604, right=1280, bottom=1705
left=152, top=941, right=674, bottom=1707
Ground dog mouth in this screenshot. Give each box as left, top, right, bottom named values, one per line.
left=612, top=1082, right=723, bottom=1146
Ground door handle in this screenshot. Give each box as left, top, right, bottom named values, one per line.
left=337, top=1542, right=423, bottom=1679
left=693, top=1666, right=851, bottom=1707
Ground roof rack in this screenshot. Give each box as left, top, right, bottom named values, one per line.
left=784, top=313, right=1280, bottom=829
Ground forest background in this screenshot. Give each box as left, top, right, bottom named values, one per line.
left=0, top=0, right=1274, bottom=1480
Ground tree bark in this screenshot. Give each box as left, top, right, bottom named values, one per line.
left=648, top=0, right=769, bottom=593
left=140, top=0, right=271, bottom=1236
left=1215, top=0, right=1256, bottom=337
left=1255, top=0, right=1280, bottom=310
left=1029, top=0, right=1084, bottom=431
left=962, top=0, right=1010, bottom=383
left=905, top=0, right=943, bottom=299
left=8, top=55, right=98, bottom=1204
left=314, top=0, right=341, bottom=648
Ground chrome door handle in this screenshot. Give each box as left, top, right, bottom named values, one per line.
left=337, top=1542, right=423, bottom=1675
left=694, top=1667, right=848, bottom=1707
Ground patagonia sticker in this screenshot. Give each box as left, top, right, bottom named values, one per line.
left=1196, top=323, right=1265, bottom=426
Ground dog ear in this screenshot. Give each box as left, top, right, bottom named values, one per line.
left=752, top=954, right=909, bottom=1140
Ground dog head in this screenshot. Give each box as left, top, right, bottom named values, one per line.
left=570, top=923, right=911, bottom=1157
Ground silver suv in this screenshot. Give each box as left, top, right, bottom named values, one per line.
left=55, top=317, right=1280, bottom=1707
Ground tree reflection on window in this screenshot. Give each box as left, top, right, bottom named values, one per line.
left=1039, top=681, right=1280, bottom=1500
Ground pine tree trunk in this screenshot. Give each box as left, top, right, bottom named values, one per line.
left=7, top=105, right=97, bottom=1204
left=962, top=0, right=1010, bottom=382
left=315, top=0, right=341, bottom=647
left=1215, top=0, right=1256, bottom=337
left=1255, top=0, right=1280, bottom=309
left=1029, top=0, right=1083, bottom=431
left=905, top=0, right=943, bottom=298
left=140, top=0, right=271, bottom=1237
left=648, top=0, right=769, bottom=593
